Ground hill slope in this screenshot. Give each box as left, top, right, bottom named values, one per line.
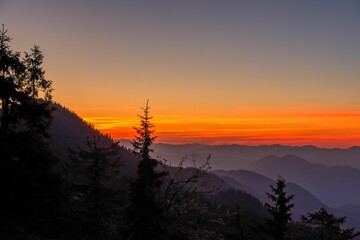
left=50, top=104, right=138, bottom=176
left=212, top=169, right=326, bottom=220
left=251, top=154, right=360, bottom=207
left=50, top=105, right=265, bottom=213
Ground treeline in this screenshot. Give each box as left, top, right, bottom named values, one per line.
left=1, top=26, right=359, bottom=240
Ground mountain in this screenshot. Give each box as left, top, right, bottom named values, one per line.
left=251, top=154, right=360, bottom=207
left=50, top=105, right=269, bottom=213
left=50, top=104, right=139, bottom=176
left=212, top=169, right=326, bottom=220
left=49, top=106, right=360, bottom=229
left=139, top=142, right=360, bottom=169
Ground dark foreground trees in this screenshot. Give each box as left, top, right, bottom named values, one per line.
left=124, top=100, right=168, bottom=240
left=301, top=207, right=360, bottom=240
left=0, top=25, right=62, bottom=239
left=67, top=136, right=122, bottom=240
left=2, top=26, right=360, bottom=240
left=265, top=176, right=295, bottom=240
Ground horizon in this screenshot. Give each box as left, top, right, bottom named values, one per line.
left=117, top=138, right=360, bottom=150
left=83, top=109, right=360, bottom=148
left=2, top=0, right=360, bottom=148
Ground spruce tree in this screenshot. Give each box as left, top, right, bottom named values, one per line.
left=301, top=208, right=360, bottom=240
left=0, top=25, right=62, bottom=239
left=21, top=44, right=54, bottom=137
left=68, top=136, right=122, bottom=240
left=125, top=100, right=167, bottom=240
left=23, top=44, right=53, bottom=101
left=265, top=176, right=294, bottom=240
left=0, top=24, right=25, bottom=133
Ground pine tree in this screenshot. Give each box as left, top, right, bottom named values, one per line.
left=0, top=25, right=63, bottom=239
left=0, top=24, right=25, bottom=133
left=265, top=176, right=295, bottom=240
left=23, top=44, right=52, bottom=101
left=21, top=44, right=54, bottom=137
left=301, top=207, right=360, bottom=240
left=125, top=100, right=167, bottom=240
left=68, top=136, right=122, bottom=240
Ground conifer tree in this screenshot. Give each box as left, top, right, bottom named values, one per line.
left=265, top=176, right=294, bottom=240
left=21, top=44, right=53, bottom=137
left=23, top=44, right=52, bottom=101
left=0, top=25, right=62, bottom=239
left=301, top=208, right=360, bottom=240
left=0, top=24, right=25, bottom=133
left=125, top=100, right=167, bottom=240
left=68, top=136, right=122, bottom=240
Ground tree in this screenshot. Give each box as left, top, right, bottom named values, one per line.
left=23, top=44, right=52, bottom=101
left=0, top=24, right=25, bottom=132
left=301, top=207, right=360, bottom=240
left=265, top=176, right=295, bottom=240
left=160, top=155, right=221, bottom=239
left=21, top=44, right=54, bottom=138
left=161, top=154, right=214, bottom=214
left=0, top=25, right=63, bottom=239
left=124, top=100, right=168, bottom=240
left=0, top=25, right=53, bottom=137
left=67, top=136, right=122, bottom=240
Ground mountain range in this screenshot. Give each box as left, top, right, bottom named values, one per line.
left=251, top=154, right=360, bottom=208
left=138, top=142, right=360, bottom=169
left=211, top=169, right=325, bottom=220
left=50, top=105, right=360, bottom=229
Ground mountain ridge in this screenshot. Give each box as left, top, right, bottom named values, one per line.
left=136, top=142, right=360, bottom=169
left=251, top=154, right=360, bottom=207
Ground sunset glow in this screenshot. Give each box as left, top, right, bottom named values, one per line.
left=84, top=111, right=360, bottom=148
left=2, top=1, right=360, bottom=148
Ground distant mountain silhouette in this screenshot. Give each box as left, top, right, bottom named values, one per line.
left=251, top=154, right=360, bottom=207
left=50, top=105, right=244, bottom=189
left=212, top=169, right=326, bottom=220
left=49, top=108, right=360, bottom=229
left=143, top=142, right=360, bottom=169
left=50, top=106, right=265, bottom=213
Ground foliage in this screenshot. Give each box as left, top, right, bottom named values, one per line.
left=265, top=176, right=295, bottom=240
left=0, top=24, right=25, bottom=132
left=301, top=207, right=360, bottom=240
left=124, top=100, right=168, bottom=240
left=210, top=188, right=266, bottom=216
left=0, top=25, right=62, bottom=239
left=67, top=136, right=122, bottom=240
left=23, top=44, right=53, bottom=101
left=161, top=154, right=215, bottom=213
left=2, top=25, right=360, bottom=240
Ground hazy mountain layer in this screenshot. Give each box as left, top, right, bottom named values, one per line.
left=212, top=169, right=325, bottom=220
left=138, top=142, right=360, bottom=169
left=251, top=154, right=360, bottom=207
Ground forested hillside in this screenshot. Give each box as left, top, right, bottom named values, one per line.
left=1, top=26, right=359, bottom=240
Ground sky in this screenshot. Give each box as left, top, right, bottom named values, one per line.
left=1, top=0, right=360, bottom=147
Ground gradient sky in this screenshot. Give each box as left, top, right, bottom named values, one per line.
left=1, top=0, right=360, bottom=147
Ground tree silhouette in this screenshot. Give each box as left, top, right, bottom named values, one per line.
left=0, top=24, right=25, bottom=132
left=301, top=207, right=360, bottom=240
left=23, top=44, right=53, bottom=101
left=0, top=25, right=62, bottom=239
left=265, top=176, right=294, bottom=240
left=67, top=136, right=122, bottom=240
left=125, top=100, right=168, bottom=240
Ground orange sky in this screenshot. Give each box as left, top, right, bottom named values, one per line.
left=83, top=110, right=360, bottom=148
left=2, top=1, right=360, bottom=147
